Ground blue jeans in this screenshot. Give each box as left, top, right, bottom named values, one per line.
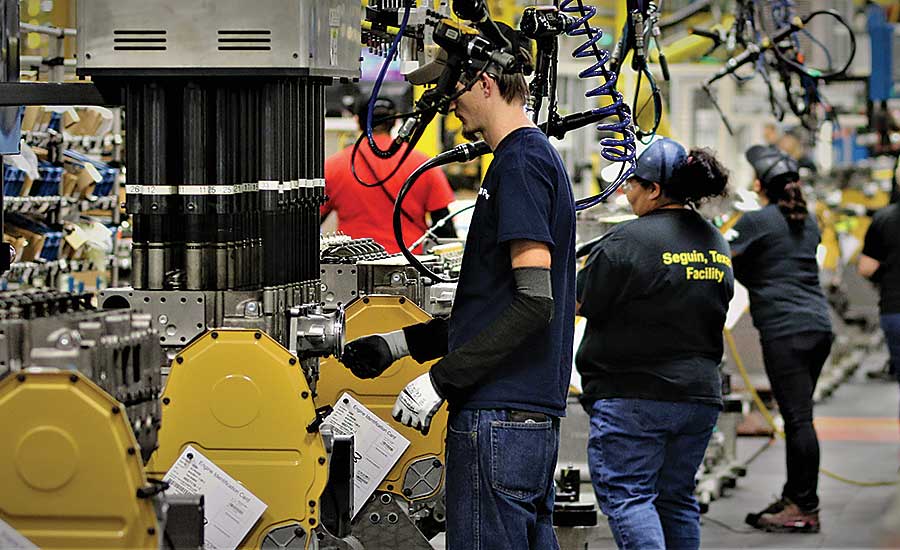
left=882, top=314, right=900, bottom=377
left=881, top=314, right=900, bottom=418
left=445, top=408, right=560, bottom=550
left=587, top=399, right=719, bottom=550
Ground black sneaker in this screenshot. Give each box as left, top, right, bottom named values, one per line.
left=745, top=497, right=788, bottom=528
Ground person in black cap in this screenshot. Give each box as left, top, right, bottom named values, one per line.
left=576, top=137, right=733, bottom=550
left=321, top=96, right=456, bottom=253
left=339, top=24, right=575, bottom=550
left=730, top=145, right=832, bottom=533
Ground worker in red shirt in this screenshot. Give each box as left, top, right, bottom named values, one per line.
left=322, top=97, right=457, bottom=253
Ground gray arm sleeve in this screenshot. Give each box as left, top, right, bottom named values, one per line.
left=429, top=267, right=554, bottom=399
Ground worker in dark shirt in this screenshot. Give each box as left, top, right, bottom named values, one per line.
left=730, top=145, right=833, bottom=533
left=858, top=202, right=900, bottom=417
left=576, top=137, right=733, bottom=550
left=338, top=25, right=576, bottom=550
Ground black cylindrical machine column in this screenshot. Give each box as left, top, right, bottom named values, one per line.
left=181, top=81, right=213, bottom=291
left=124, top=75, right=328, bottom=294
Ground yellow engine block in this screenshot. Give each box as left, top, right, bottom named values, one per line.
left=0, top=370, right=158, bottom=549
left=318, top=296, right=448, bottom=504
left=146, top=329, right=329, bottom=549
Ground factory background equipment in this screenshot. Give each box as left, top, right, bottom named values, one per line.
left=89, top=0, right=351, bottom=377
left=2, top=0, right=899, bottom=548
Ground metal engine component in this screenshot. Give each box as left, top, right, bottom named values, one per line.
left=289, top=304, right=345, bottom=360
left=162, top=494, right=205, bottom=550
left=83, top=0, right=360, bottom=368
left=0, top=370, right=159, bottom=549
left=0, top=290, right=163, bottom=461
left=349, top=493, right=433, bottom=550
left=261, top=524, right=309, bottom=549
left=319, top=425, right=355, bottom=540
left=320, top=236, right=457, bottom=318
left=145, top=329, right=340, bottom=549
left=78, top=0, right=360, bottom=77
left=402, top=456, right=444, bottom=500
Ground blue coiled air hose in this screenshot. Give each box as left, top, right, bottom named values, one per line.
left=560, top=0, right=637, bottom=210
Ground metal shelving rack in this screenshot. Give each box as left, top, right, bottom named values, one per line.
left=2, top=18, right=124, bottom=291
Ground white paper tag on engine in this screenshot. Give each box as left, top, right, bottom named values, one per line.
left=0, top=518, right=38, bottom=549
left=323, top=392, right=410, bottom=517
left=163, top=445, right=267, bottom=550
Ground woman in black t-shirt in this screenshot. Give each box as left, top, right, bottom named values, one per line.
left=576, top=138, right=733, bottom=550
left=729, top=145, right=833, bottom=534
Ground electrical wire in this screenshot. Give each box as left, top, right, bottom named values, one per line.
left=702, top=514, right=759, bottom=535
left=769, top=10, right=856, bottom=81
left=724, top=329, right=900, bottom=488
left=409, top=203, right=475, bottom=250
left=392, top=140, right=489, bottom=283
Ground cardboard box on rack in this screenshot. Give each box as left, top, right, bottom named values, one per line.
left=68, top=269, right=109, bottom=291
left=21, top=106, right=41, bottom=132
left=3, top=226, right=45, bottom=262
left=19, top=175, right=34, bottom=197
left=62, top=172, right=79, bottom=196
left=37, top=107, right=80, bottom=132
left=70, top=107, right=114, bottom=136
left=76, top=163, right=101, bottom=197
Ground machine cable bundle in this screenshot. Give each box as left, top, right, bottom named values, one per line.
left=605, top=0, right=668, bottom=144
left=697, top=0, right=856, bottom=135
left=352, top=0, right=520, bottom=188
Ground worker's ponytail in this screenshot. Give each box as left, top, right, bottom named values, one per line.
left=663, top=148, right=730, bottom=208
left=765, top=173, right=807, bottom=228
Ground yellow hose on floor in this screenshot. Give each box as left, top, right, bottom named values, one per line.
left=724, top=329, right=899, bottom=488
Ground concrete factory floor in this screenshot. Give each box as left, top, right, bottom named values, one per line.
left=432, top=351, right=900, bottom=549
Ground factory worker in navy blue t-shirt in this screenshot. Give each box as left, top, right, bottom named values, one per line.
left=337, top=24, right=576, bottom=550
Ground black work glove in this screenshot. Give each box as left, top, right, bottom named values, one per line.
left=340, top=331, right=408, bottom=379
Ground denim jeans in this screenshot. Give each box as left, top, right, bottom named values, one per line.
left=761, top=330, right=832, bottom=511
left=445, top=408, right=560, bottom=550
left=587, top=398, right=719, bottom=550
left=881, top=314, right=900, bottom=419
left=882, top=314, right=900, bottom=377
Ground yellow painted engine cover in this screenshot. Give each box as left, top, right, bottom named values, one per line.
left=146, top=329, right=329, bottom=549
left=840, top=188, right=890, bottom=211
left=0, top=370, right=158, bottom=549
left=318, top=296, right=447, bottom=501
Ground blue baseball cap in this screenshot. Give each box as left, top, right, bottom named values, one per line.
left=634, top=137, right=687, bottom=185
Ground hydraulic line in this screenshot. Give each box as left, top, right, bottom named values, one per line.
left=364, top=0, right=413, bottom=159
left=393, top=141, right=490, bottom=284
left=724, top=329, right=899, bottom=488
left=559, top=0, right=637, bottom=210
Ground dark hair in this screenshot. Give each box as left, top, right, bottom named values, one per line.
left=490, top=23, right=532, bottom=105
left=763, top=172, right=807, bottom=227
left=657, top=148, right=729, bottom=208
left=355, top=97, right=397, bottom=134
left=494, top=71, right=529, bottom=104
